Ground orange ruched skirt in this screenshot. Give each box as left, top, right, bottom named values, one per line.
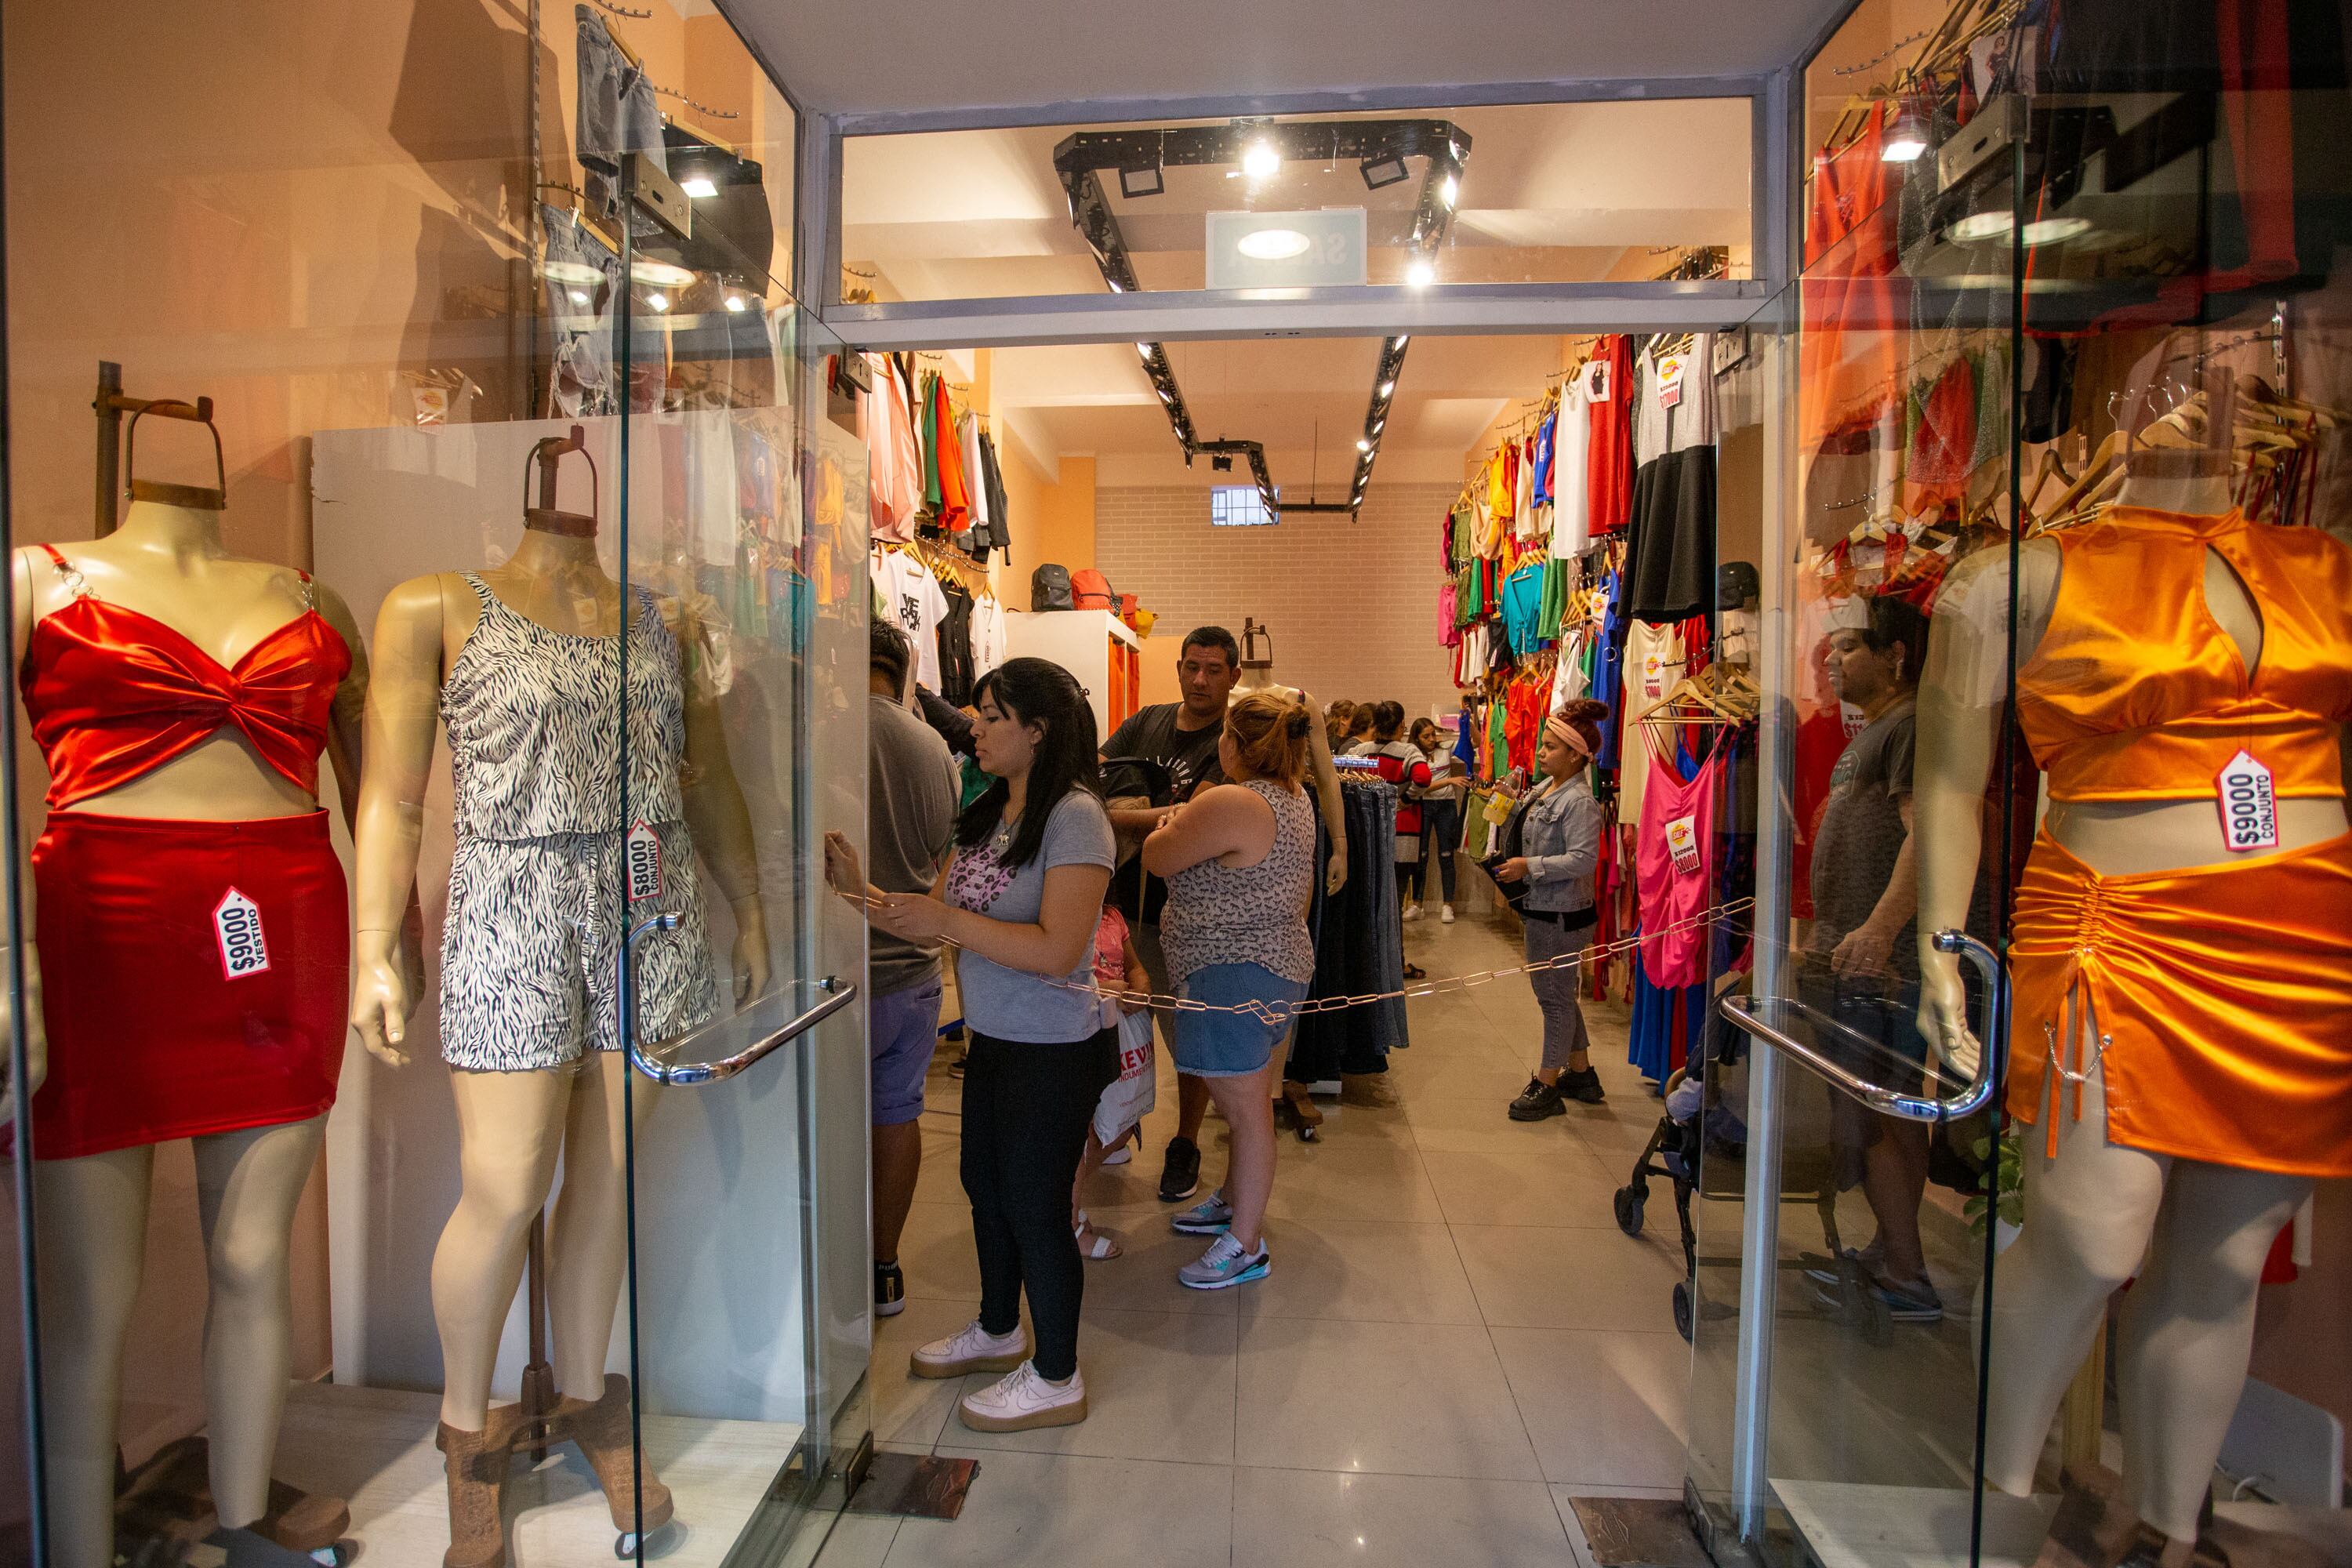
left=2008, top=829, right=2352, bottom=1176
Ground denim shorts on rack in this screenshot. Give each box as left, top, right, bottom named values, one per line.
left=1171, top=962, right=1309, bottom=1079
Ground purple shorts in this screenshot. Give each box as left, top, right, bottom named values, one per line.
left=869, top=976, right=944, bottom=1125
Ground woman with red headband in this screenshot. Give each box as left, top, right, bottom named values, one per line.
left=1492, top=699, right=1612, bottom=1120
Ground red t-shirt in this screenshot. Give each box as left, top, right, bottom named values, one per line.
left=1587, top=336, right=1635, bottom=537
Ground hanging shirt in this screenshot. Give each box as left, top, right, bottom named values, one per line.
left=866, top=354, right=923, bottom=541
left=1500, top=564, right=1548, bottom=655
left=1513, top=435, right=1540, bottom=541
left=1552, top=379, right=1594, bottom=557
left=1530, top=411, right=1556, bottom=510
left=1586, top=339, right=1635, bottom=537
left=871, top=549, right=949, bottom=691
left=959, top=412, right=991, bottom=532
left=1487, top=445, right=1516, bottom=528
left=1617, top=619, right=1686, bottom=826
left=931, top=377, right=971, bottom=533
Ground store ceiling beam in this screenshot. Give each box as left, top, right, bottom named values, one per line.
left=829, top=280, right=1769, bottom=350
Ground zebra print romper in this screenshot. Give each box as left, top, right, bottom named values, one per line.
left=437, top=573, right=715, bottom=1071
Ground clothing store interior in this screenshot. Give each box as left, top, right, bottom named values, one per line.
left=3, top=2, right=2350, bottom=1568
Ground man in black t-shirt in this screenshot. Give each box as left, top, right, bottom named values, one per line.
left=1102, top=626, right=1240, bottom=1203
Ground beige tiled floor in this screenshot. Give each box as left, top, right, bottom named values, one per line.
left=821, top=902, right=1697, bottom=1568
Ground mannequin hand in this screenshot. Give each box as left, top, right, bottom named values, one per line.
left=731, top=896, right=770, bottom=1004
left=1325, top=841, right=1348, bottom=897
left=398, top=899, right=428, bottom=1018
left=350, top=942, right=413, bottom=1069
left=1916, top=956, right=1980, bottom=1080
left=1829, top=922, right=1896, bottom=979
left=0, top=940, right=47, bottom=1124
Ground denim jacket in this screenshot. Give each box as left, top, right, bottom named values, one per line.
left=1517, top=772, right=1604, bottom=914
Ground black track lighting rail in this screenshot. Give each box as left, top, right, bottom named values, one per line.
left=1054, top=117, right=1470, bottom=519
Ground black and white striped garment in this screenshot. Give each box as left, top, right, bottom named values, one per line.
left=437, top=574, right=715, bottom=1072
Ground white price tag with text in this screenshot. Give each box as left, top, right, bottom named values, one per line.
left=1666, top=815, right=1702, bottom=878
left=1657, top=355, right=1686, bottom=410
left=2216, top=751, right=2278, bottom=852
left=626, top=819, right=666, bottom=902
left=213, top=888, right=271, bottom=980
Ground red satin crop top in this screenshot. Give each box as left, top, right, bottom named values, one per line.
left=2016, top=508, right=2352, bottom=803
left=20, top=544, right=350, bottom=809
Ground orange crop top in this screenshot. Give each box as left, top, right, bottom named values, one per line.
left=2016, top=507, right=2352, bottom=803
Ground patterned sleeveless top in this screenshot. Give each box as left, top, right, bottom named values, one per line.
left=442, top=572, right=688, bottom=840
left=1160, top=779, right=1317, bottom=984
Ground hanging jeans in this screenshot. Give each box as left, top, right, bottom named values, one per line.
left=961, top=1028, right=1119, bottom=1381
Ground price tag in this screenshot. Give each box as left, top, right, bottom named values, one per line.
left=1657, top=355, right=1686, bottom=410
left=626, top=819, right=666, bottom=902
left=1642, top=652, right=1668, bottom=700
left=2216, top=751, right=2278, bottom=852
left=213, top=888, right=271, bottom=980
left=1586, top=361, right=1610, bottom=402
left=1666, top=814, right=1703, bottom=878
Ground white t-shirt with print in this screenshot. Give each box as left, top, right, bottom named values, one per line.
left=870, top=549, right=949, bottom=691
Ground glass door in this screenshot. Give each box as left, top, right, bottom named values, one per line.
left=609, top=147, right=876, bottom=1565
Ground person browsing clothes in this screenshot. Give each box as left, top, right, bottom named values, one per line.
left=828, top=657, right=1117, bottom=1434
left=1142, top=692, right=1319, bottom=1290
left=1494, top=700, right=1612, bottom=1119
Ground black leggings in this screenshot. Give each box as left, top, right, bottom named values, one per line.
left=961, top=1028, right=1120, bottom=1380
left=1407, top=797, right=1462, bottom=903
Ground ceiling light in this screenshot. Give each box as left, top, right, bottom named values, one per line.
left=1882, top=104, right=1930, bottom=163
left=681, top=174, right=719, bottom=199
left=1944, top=210, right=2092, bottom=248
left=1137, top=342, right=1153, bottom=357
left=1378, top=379, right=1395, bottom=397
left=1405, top=258, right=1436, bottom=288
left=2023, top=216, right=2093, bottom=246
left=1236, top=227, right=1312, bottom=260
left=1119, top=163, right=1165, bottom=199
left=1108, top=278, right=1123, bottom=292
left=1441, top=173, right=1459, bottom=209
left=568, top=288, right=591, bottom=306
left=630, top=259, right=695, bottom=288
left=1242, top=140, right=1281, bottom=180
left=724, top=294, right=747, bottom=313
left=645, top=291, right=670, bottom=312
left=1359, top=152, right=1410, bottom=190
left=1356, top=437, right=1372, bottom=452
left=1395, top=335, right=1409, bottom=347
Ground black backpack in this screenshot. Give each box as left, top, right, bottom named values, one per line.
left=1484, top=791, right=1534, bottom=914
left=1030, top=564, right=1073, bottom=611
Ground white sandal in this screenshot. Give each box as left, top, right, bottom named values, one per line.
left=1074, top=1210, right=1123, bottom=1261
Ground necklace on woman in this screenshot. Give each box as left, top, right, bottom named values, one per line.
left=993, top=812, right=1018, bottom=855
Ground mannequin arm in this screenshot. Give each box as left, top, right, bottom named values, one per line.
left=347, top=575, right=449, bottom=1066
left=1295, top=691, right=1349, bottom=895
left=679, top=644, right=768, bottom=1004
left=4, top=552, right=45, bottom=1112
left=316, top=579, right=426, bottom=1009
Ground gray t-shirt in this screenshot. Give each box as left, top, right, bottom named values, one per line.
left=945, top=790, right=1118, bottom=1042
left=1808, top=694, right=1916, bottom=978
left=868, top=694, right=961, bottom=996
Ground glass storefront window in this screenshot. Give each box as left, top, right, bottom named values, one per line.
left=4, top=5, right=862, bottom=1567
left=840, top=99, right=1755, bottom=304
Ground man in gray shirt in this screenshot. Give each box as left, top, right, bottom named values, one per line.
left=867, top=622, right=962, bottom=1318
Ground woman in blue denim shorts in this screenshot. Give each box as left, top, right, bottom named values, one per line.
left=1142, top=691, right=1319, bottom=1290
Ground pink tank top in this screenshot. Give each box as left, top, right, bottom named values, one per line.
left=1635, top=750, right=1722, bottom=988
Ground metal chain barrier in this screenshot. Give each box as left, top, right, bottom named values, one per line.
left=848, top=890, right=1756, bottom=1028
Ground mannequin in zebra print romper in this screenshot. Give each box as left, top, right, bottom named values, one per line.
left=348, top=434, right=768, bottom=1568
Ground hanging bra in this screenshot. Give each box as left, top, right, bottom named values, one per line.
left=2015, top=508, right=2352, bottom=803
left=19, top=543, right=350, bottom=808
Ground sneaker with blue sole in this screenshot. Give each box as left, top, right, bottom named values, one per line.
left=1170, top=1192, right=1233, bottom=1235
left=1179, top=1232, right=1271, bottom=1290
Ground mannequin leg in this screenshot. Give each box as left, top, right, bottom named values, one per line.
left=191, top=1114, right=328, bottom=1529
left=546, top=1052, right=655, bottom=1399
left=1982, top=1066, right=2168, bottom=1497
left=33, top=1145, right=155, bottom=1568
left=2115, top=1159, right=2310, bottom=1542
left=434, top=1066, right=574, bottom=1428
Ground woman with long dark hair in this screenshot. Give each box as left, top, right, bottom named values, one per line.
left=828, top=657, right=1117, bottom=1432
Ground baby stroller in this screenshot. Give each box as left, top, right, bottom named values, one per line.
left=1612, top=1068, right=1707, bottom=1341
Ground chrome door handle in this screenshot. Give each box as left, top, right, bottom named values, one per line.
left=1715, top=927, right=2007, bottom=1124
left=624, top=913, right=858, bottom=1086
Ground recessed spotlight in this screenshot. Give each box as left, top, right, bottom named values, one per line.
left=1882, top=104, right=1930, bottom=163
left=724, top=294, right=747, bottom=313
left=645, top=291, right=670, bottom=312
left=1242, top=140, right=1281, bottom=180
left=1396, top=335, right=1410, bottom=347
left=681, top=175, right=719, bottom=199
left=1236, top=227, right=1312, bottom=260
left=1405, top=258, right=1436, bottom=288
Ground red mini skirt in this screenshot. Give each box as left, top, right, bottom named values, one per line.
left=31, top=811, right=348, bottom=1160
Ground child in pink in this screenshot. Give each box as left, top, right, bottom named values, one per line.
left=1073, top=900, right=1156, bottom=1259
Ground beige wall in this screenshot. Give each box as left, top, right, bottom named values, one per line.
left=1096, top=483, right=1458, bottom=718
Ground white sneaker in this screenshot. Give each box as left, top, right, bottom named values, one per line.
left=1440, top=905, right=1457, bottom=924
left=1100, top=1143, right=1133, bottom=1167
left=958, top=1360, right=1088, bottom=1432
left=910, top=1319, right=1029, bottom=1381
left=1403, top=903, right=1422, bottom=921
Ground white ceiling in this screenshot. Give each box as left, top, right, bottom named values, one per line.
left=722, top=0, right=1847, bottom=118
